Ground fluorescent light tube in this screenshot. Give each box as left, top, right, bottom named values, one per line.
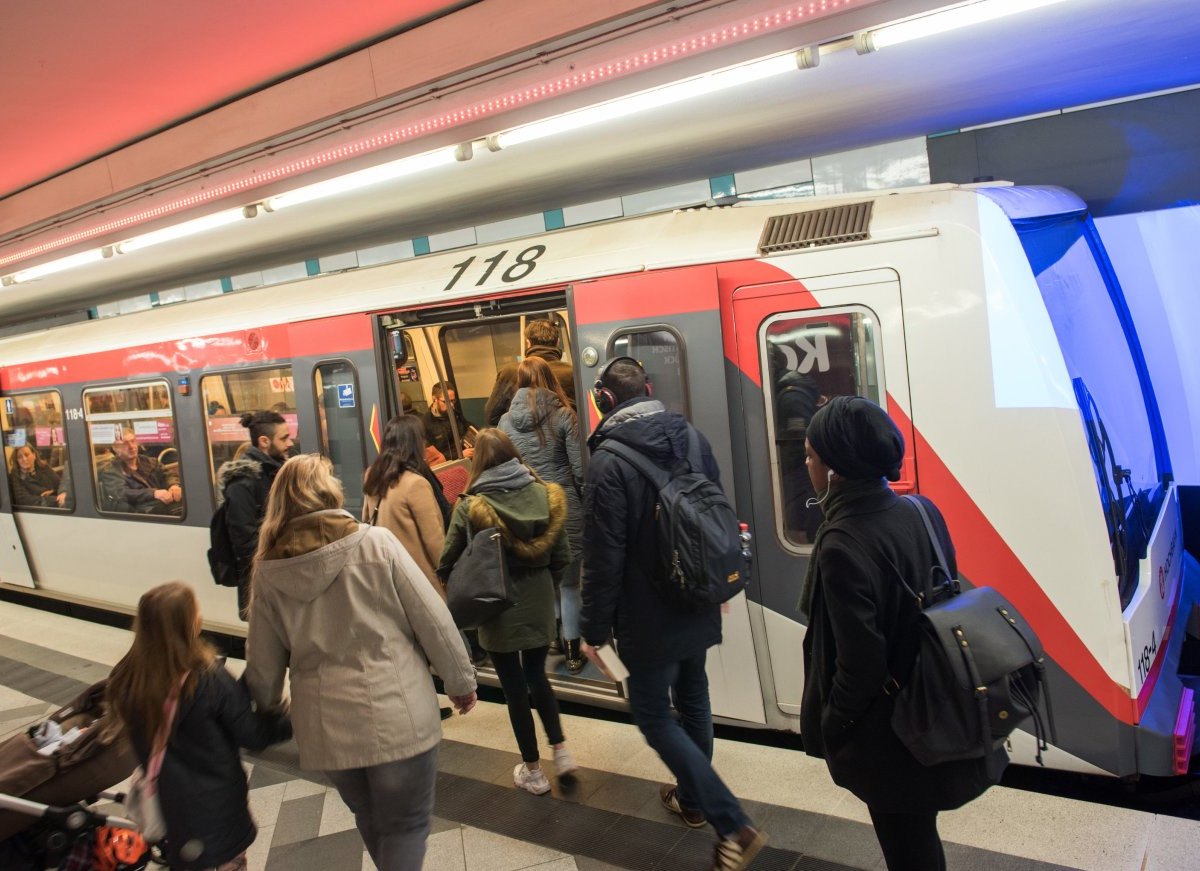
left=494, top=53, right=800, bottom=149
left=864, top=0, right=1073, bottom=51
left=266, top=147, right=459, bottom=211
left=9, top=248, right=107, bottom=283
left=117, top=208, right=248, bottom=254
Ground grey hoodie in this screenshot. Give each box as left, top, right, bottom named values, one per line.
left=245, top=509, right=476, bottom=770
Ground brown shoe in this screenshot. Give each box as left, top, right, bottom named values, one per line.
left=659, top=784, right=707, bottom=828
left=712, top=825, right=767, bottom=871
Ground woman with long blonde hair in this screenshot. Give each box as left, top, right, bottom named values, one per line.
left=437, top=428, right=577, bottom=795
left=245, top=454, right=477, bottom=871
left=108, top=582, right=290, bottom=871
left=499, top=356, right=585, bottom=672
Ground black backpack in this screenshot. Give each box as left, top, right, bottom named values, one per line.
left=207, top=499, right=239, bottom=587
left=598, top=428, right=749, bottom=610
left=886, top=496, right=1055, bottom=768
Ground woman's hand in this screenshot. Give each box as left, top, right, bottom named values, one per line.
left=449, top=691, right=477, bottom=715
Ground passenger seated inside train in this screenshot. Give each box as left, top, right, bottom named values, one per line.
left=400, top=393, right=448, bottom=466
left=8, top=444, right=61, bottom=508
left=423, top=382, right=476, bottom=460
left=97, top=426, right=183, bottom=516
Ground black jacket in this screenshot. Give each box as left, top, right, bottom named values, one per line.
left=10, top=464, right=60, bottom=507
left=130, top=664, right=291, bottom=869
left=580, top=398, right=722, bottom=666
left=801, top=487, right=1003, bottom=812
left=422, top=407, right=476, bottom=459
left=216, top=449, right=283, bottom=586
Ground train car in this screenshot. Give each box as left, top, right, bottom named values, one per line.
left=0, top=182, right=1193, bottom=778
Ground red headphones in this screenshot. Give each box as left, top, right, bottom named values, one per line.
left=593, top=356, right=651, bottom=414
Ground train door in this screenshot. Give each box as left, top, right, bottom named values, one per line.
left=572, top=266, right=767, bottom=725
left=0, top=397, right=38, bottom=587
left=379, top=292, right=628, bottom=699
left=729, top=268, right=914, bottom=716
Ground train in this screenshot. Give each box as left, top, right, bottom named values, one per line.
left=0, top=182, right=1194, bottom=778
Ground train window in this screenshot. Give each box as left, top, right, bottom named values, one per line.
left=2, top=391, right=73, bottom=511
left=392, top=331, right=430, bottom=418
left=83, top=382, right=184, bottom=519
left=314, top=361, right=365, bottom=519
left=440, top=319, right=521, bottom=437
left=200, top=367, right=299, bottom=488
left=761, top=309, right=882, bottom=547
left=611, top=327, right=689, bottom=416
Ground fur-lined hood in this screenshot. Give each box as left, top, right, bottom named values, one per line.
left=466, top=481, right=566, bottom=562
left=213, top=447, right=280, bottom=505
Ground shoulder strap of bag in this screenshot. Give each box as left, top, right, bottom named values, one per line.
left=146, top=672, right=188, bottom=783
left=902, top=495, right=951, bottom=596
left=598, top=439, right=672, bottom=490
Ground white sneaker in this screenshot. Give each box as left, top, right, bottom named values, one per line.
left=513, top=763, right=551, bottom=795
left=552, top=746, right=579, bottom=777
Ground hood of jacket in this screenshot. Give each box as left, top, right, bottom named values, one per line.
left=254, top=509, right=365, bottom=603
left=527, top=344, right=563, bottom=362
left=214, top=447, right=281, bottom=504
left=587, top=397, right=690, bottom=466
left=504, top=387, right=564, bottom=434
left=467, top=481, right=566, bottom=562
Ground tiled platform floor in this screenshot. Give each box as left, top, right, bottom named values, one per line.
left=2, top=601, right=1199, bottom=870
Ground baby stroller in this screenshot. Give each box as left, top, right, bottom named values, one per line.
left=0, top=680, right=150, bottom=870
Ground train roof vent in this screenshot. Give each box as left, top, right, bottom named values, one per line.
left=757, top=201, right=873, bottom=254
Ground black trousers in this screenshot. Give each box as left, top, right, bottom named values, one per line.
left=868, top=807, right=946, bottom=871
left=489, top=646, right=564, bottom=763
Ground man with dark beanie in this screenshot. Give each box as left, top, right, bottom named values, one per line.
left=580, top=358, right=766, bottom=871
left=800, top=396, right=1003, bottom=871
left=215, top=411, right=293, bottom=619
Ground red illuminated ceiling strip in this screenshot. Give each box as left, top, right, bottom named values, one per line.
left=0, top=0, right=870, bottom=270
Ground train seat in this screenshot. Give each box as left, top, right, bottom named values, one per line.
left=433, top=459, right=471, bottom=505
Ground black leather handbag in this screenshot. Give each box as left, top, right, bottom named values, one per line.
left=446, top=509, right=516, bottom=629
left=889, top=496, right=1055, bottom=767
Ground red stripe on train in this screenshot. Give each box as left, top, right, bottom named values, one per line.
left=0, top=314, right=375, bottom=391
left=717, top=260, right=818, bottom=388
left=896, top=402, right=1134, bottom=724
left=573, top=265, right=720, bottom=325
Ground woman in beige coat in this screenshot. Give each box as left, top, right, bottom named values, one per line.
left=363, top=414, right=447, bottom=595
left=245, top=455, right=477, bottom=871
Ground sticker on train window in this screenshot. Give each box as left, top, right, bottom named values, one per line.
left=444, top=245, right=547, bottom=291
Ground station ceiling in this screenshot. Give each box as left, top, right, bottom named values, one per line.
left=1, top=0, right=1198, bottom=325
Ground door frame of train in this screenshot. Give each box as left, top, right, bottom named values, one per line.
left=0, top=401, right=46, bottom=588
left=571, top=265, right=767, bottom=726
left=729, top=268, right=914, bottom=716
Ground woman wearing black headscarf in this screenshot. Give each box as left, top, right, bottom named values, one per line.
left=799, top=396, right=1003, bottom=871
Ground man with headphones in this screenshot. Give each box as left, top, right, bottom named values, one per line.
left=580, top=357, right=766, bottom=871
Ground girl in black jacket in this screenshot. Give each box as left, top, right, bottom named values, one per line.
left=109, top=582, right=292, bottom=870
left=800, top=397, right=1002, bottom=871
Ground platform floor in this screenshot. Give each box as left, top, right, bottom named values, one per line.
left=2, top=601, right=1198, bottom=870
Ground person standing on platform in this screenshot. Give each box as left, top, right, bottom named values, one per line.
left=215, top=411, right=293, bottom=620
left=485, top=319, right=576, bottom=426
left=579, top=358, right=766, bottom=871
left=108, top=582, right=292, bottom=871
left=799, top=396, right=1004, bottom=871
left=498, top=357, right=585, bottom=673
left=246, top=455, right=477, bottom=871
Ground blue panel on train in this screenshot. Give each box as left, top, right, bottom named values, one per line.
left=337, top=384, right=356, bottom=408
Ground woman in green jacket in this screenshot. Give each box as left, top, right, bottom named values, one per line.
left=438, top=428, right=578, bottom=795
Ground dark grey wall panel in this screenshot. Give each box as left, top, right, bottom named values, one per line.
left=929, top=89, right=1200, bottom=216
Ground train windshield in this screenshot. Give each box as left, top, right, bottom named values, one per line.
left=1003, top=200, right=1169, bottom=607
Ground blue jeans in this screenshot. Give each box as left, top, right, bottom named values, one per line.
left=625, top=652, right=750, bottom=838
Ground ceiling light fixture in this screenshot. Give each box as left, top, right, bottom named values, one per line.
left=116, top=208, right=250, bottom=254
left=856, top=0, right=1073, bottom=52
left=6, top=248, right=108, bottom=284
left=264, top=147, right=460, bottom=211
left=490, top=52, right=803, bottom=150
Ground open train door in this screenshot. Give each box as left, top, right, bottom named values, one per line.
left=570, top=265, right=767, bottom=725
left=728, top=267, right=916, bottom=719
